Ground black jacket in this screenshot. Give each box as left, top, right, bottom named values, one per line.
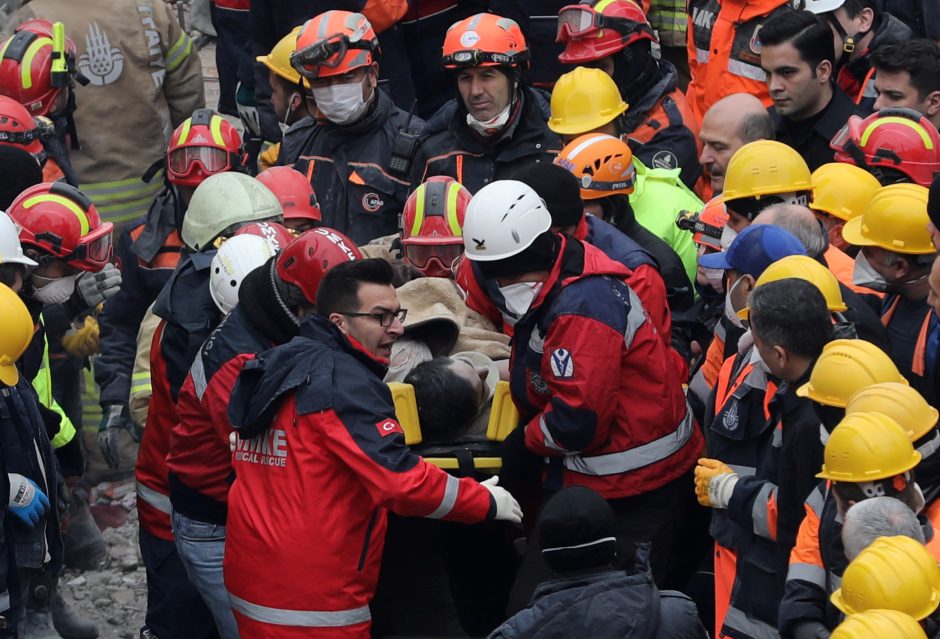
left=770, top=88, right=863, bottom=171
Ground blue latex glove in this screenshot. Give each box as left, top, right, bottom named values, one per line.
left=8, top=474, right=50, bottom=527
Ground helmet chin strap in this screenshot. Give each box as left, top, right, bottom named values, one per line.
left=825, top=14, right=870, bottom=66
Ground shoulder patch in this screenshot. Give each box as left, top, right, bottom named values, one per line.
left=550, top=348, right=575, bottom=379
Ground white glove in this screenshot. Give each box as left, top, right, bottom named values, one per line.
left=481, top=475, right=522, bottom=524
left=75, top=263, right=122, bottom=309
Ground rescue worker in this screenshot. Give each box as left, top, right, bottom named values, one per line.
left=831, top=535, right=940, bottom=623
left=555, top=0, right=703, bottom=191
left=95, top=109, right=247, bottom=469
left=761, top=10, right=863, bottom=171
left=0, top=283, right=61, bottom=637
left=137, top=173, right=283, bottom=639
left=8, top=0, right=205, bottom=231
left=398, top=175, right=469, bottom=278
left=546, top=66, right=627, bottom=142
left=832, top=610, right=928, bottom=639
left=255, top=27, right=314, bottom=171
left=840, top=497, right=925, bottom=560
left=698, top=93, right=775, bottom=196
left=870, top=39, right=940, bottom=130
left=685, top=0, right=791, bottom=123
left=288, top=11, right=420, bottom=244
left=461, top=179, right=702, bottom=586
left=411, top=13, right=562, bottom=194
left=841, top=184, right=939, bottom=403
left=832, top=108, right=940, bottom=187
left=799, top=0, right=913, bottom=111
left=223, top=257, right=521, bottom=638
left=255, top=166, right=322, bottom=233
left=779, top=411, right=927, bottom=636
left=168, top=229, right=360, bottom=636
left=0, top=19, right=83, bottom=184
left=696, top=277, right=833, bottom=639
left=808, top=162, right=882, bottom=253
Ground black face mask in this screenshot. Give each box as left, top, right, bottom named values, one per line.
left=814, top=402, right=845, bottom=433
left=611, top=42, right=656, bottom=103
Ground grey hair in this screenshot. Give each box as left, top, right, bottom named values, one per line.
left=740, top=111, right=775, bottom=144
left=754, top=204, right=828, bottom=258
left=842, top=496, right=925, bottom=561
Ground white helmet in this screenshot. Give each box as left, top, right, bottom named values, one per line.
left=209, top=235, right=278, bottom=315
left=0, top=211, right=37, bottom=267
left=182, top=173, right=284, bottom=252
left=792, top=0, right=844, bottom=12
left=462, top=180, right=552, bottom=261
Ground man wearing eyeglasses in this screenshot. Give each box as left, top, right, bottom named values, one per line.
left=410, top=13, right=562, bottom=195
left=223, top=258, right=522, bottom=638
left=287, top=10, right=422, bottom=245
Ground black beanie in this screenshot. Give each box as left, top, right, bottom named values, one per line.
left=0, top=146, right=43, bottom=210
left=512, top=161, right=584, bottom=229
left=929, top=174, right=940, bottom=231
left=539, top=486, right=617, bottom=573
left=476, top=231, right=559, bottom=280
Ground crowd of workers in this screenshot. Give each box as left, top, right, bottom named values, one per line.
left=0, top=0, right=939, bottom=637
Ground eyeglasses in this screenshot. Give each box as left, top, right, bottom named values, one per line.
left=339, top=309, right=407, bottom=327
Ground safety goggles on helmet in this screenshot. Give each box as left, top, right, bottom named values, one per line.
left=402, top=242, right=464, bottom=272
left=556, top=5, right=653, bottom=42
left=290, top=33, right=377, bottom=79
left=441, top=48, right=527, bottom=68
left=168, top=146, right=232, bottom=177
left=68, top=223, right=113, bottom=270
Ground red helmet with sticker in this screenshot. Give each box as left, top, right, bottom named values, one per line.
left=401, top=176, right=470, bottom=278
left=275, top=227, right=362, bottom=304
left=8, top=181, right=113, bottom=271
left=167, top=109, right=246, bottom=187
left=255, top=166, right=321, bottom=227
left=0, top=19, right=79, bottom=117
left=557, top=0, right=657, bottom=64
left=234, top=221, right=295, bottom=253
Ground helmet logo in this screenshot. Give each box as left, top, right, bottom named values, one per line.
left=191, top=133, right=209, bottom=144
left=460, top=31, right=480, bottom=48
left=362, top=192, right=384, bottom=212
left=472, top=237, right=486, bottom=250
left=77, top=22, right=124, bottom=86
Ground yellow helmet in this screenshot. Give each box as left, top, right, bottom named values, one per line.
left=817, top=412, right=920, bottom=481
left=809, top=163, right=882, bottom=222
left=0, top=282, right=32, bottom=386
left=841, top=184, right=934, bottom=254
left=256, top=26, right=307, bottom=86
left=796, top=339, right=907, bottom=407
left=846, top=382, right=939, bottom=443
left=722, top=140, right=812, bottom=202
left=739, top=255, right=847, bottom=320
left=548, top=67, right=628, bottom=136
left=831, top=610, right=928, bottom=639
left=831, top=536, right=940, bottom=620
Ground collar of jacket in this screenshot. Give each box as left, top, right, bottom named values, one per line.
left=132, top=186, right=182, bottom=262
left=299, top=314, right=389, bottom=378
left=448, top=86, right=557, bottom=158
left=772, top=87, right=859, bottom=144
left=152, top=249, right=218, bottom=328
left=237, top=259, right=299, bottom=345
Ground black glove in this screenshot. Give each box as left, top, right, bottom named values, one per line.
left=98, top=403, right=135, bottom=469
left=793, top=621, right=831, bottom=639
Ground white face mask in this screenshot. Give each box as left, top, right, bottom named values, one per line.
left=466, top=103, right=511, bottom=137
left=720, top=225, right=738, bottom=251
left=852, top=252, right=888, bottom=292
left=724, top=276, right=745, bottom=328
left=31, top=273, right=77, bottom=305
left=701, top=266, right=725, bottom=293
left=499, top=281, right=542, bottom=317
left=312, top=78, right=370, bottom=125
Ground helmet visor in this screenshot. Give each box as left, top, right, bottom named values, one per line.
left=168, top=146, right=230, bottom=176
left=557, top=7, right=600, bottom=40
left=402, top=242, right=464, bottom=270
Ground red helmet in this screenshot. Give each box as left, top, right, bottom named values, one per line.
left=442, top=13, right=529, bottom=70
left=401, top=176, right=470, bottom=278
left=167, top=109, right=246, bottom=187
left=0, top=95, right=46, bottom=159
left=8, top=182, right=113, bottom=271
left=275, top=227, right=362, bottom=304
left=234, top=221, right=295, bottom=252
left=291, top=11, right=379, bottom=81
left=0, top=20, right=79, bottom=116
left=831, top=108, right=940, bottom=187
left=255, top=166, right=321, bottom=226
left=557, top=0, right=656, bottom=64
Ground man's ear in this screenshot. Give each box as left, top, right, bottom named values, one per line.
left=925, top=91, right=940, bottom=118
left=772, top=344, right=789, bottom=369
left=816, top=59, right=833, bottom=84
left=329, top=312, right=348, bottom=334
left=858, top=7, right=875, bottom=32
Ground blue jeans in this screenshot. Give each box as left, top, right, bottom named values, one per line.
left=172, top=511, right=239, bottom=639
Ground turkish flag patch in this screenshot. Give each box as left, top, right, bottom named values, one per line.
left=375, top=419, right=404, bottom=437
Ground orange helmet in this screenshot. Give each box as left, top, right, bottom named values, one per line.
left=694, top=196, right=729, bottom=251
left=0, top=95, right=47, bottom=160
left=442, top=13, right=529, bottom=71
left=831, top=108, right=940, bottom=187
left=291, top=11, right=379, bottom=80
left=167, top=109, right=246, bottom=188
left=554, top=133, right=636, bottom=200
left=8, top=182, right=112, bottom=271
left=0, top=20, right=80, bottom=117
left=401, top=176, right=471, bottom=278
left=256, top=166, right=321, bottom=226
left=557, top=0, right=657, bottom=64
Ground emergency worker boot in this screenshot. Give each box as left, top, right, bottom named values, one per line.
left=61, top=483, right=107, bottom=571
left=50, top=591, right=98, bottom=639
left=24, top=578, right=61, bottom=639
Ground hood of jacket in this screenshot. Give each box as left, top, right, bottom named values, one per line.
left=152, top=250, right=218, bottom=331
left=132, top=185, right=183, bottom=263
